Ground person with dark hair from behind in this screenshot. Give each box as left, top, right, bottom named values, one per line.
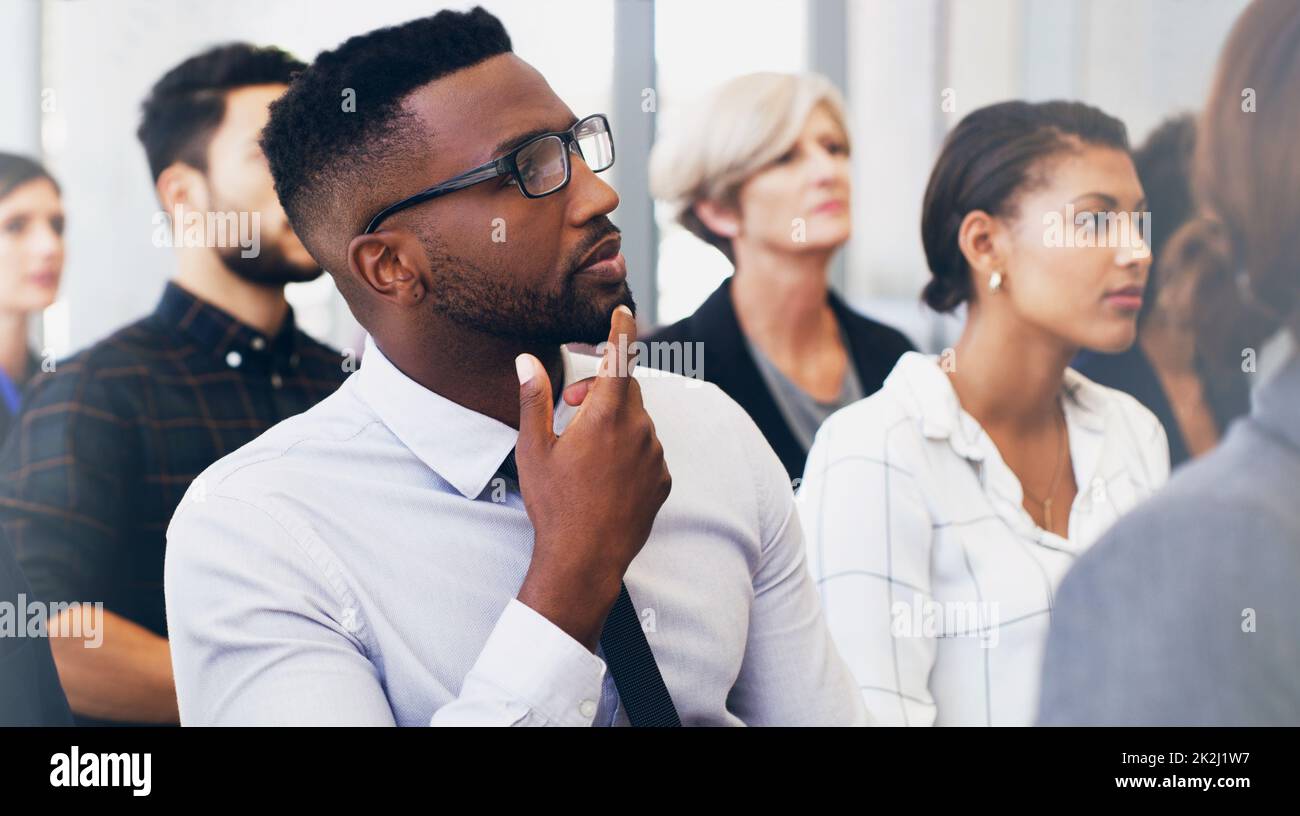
left=164, top=7, right=864, bottom=726
left=1073, top=114, right=1249, bottom=467
left=0, top=154, right=63, bottom=447
left=0, top=44, right=350, bottom=726
left=799, top=100, right=1170, bottom=725
left=0, top=527, right=72, bottom=726
left=1040, top=0, right=1300, bottom=726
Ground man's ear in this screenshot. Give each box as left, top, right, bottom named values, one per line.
left=693, top=199, right=742, bottom=239
left=346, top=230, right=429, bottom=309
left=156, top=163, right=208, bottom=215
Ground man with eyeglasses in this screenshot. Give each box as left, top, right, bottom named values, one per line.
left=164, top=7, right=865, bottom=726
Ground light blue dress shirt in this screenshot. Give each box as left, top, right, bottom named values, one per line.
left=165, top=335, right=866, bottom=726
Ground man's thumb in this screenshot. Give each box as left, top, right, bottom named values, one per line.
left=515, top=353, right=555, bottom=452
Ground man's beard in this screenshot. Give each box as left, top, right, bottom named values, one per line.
left=217, top=241, right=323, bottom=288
left=206, top=185, right=322, bottom=288
left=419, top=222, right=636, bottom=345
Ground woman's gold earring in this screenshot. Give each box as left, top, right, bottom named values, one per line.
left=989, top=270, right=1004, bottom=293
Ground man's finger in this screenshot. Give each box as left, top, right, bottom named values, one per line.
left=562, top=377, right=595, bottom=407
left=595, top=304, right=637, bottom=404
left=515, top=353, right=556, bottom=457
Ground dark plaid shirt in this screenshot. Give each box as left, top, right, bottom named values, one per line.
left=0, top=281, right=352, bottom=638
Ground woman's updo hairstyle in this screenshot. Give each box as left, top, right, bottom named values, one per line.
left=920, top=100, right=1129, bottom=312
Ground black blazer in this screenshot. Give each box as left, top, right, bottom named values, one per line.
left=647, top=277, right=915, bottom=482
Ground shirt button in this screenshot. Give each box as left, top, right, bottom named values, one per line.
left=225, top=350, right=242, bottom=368
left=270, top=372, right=284, bottom=389
left=250, top=336, right=266, bottom=351
left=289, top=352, right=300, bottom=368
left=579, top=699, right=597, bottom=719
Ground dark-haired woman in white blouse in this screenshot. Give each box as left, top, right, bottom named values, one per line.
left=799, top=100, right=1169, bottom=726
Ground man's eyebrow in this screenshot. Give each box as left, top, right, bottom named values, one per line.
left=489, top=116, right=580, bottom=157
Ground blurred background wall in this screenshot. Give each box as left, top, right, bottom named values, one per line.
left=0, top=0, right=1251, bottom=357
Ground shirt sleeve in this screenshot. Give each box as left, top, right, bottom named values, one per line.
left=0, top=362, right=134, bottom=608
left=720, top=393, right=869, bottom=726
left=798, top=413, right=938, bottom=726
left=165, top=491, right=606, bottom=726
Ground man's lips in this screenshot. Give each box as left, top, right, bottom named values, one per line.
left=575, top=236, right=626, bottom=282
left=576, top=251, right=627, bottom=283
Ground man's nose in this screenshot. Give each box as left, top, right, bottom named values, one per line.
left=567, top=155, right=619, bottom=224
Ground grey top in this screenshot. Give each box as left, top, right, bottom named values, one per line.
left=1038, top=350, right=1300, bottom=726
left=746, top=331, right=864, bottom=453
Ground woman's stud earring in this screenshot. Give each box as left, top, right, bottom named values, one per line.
left=989, top=270, right=1004, bottom=293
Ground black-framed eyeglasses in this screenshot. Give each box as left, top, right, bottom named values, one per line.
left=362, top=113, right=615, bottom=234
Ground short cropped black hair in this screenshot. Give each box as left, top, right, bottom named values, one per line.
left=260, top=6, right=513, bottom=264
left=920, top=100, right=1130, bottom=313
left=137, top=43, right=305, bottom=181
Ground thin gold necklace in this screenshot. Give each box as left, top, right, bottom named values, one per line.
left=1021, top=407, right=1067, bottom=533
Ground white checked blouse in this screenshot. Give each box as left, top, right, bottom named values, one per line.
left=798, top=351, right=1170, bottom=726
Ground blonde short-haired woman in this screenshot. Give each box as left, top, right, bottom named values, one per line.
left=646, top=72, right=913, bottom=483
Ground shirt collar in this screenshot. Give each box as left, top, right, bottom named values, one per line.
left=154, top=281, right=300, bottom=370
left=1059, top=365, right=1109, bottom=433
left=354, top=334, right=593, bottom=500
left=888, top=350, right=1109, bottom=462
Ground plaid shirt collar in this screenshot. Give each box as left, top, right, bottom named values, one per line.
left=154, top=281, right=302, bottom=373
